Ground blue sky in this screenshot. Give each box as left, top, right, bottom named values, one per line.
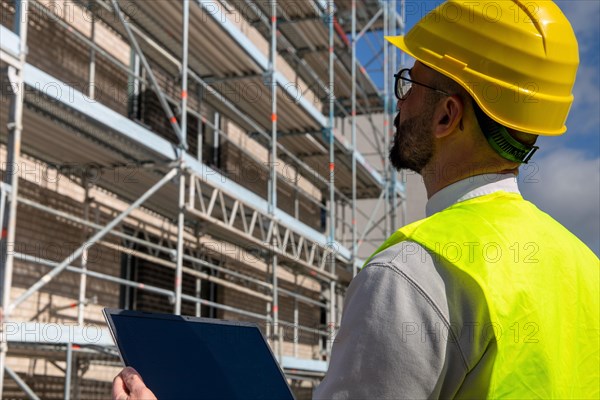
left=522, top=1, right=600, bottom=256
left=358, top=1, right=600, bottom=254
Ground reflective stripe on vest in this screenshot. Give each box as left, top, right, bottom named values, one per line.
left=366, top=191, right=599, bottom=398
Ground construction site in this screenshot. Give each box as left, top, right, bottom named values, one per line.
left=0, top=0, right=409, bottom=398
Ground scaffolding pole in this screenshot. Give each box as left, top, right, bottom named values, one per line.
left=174, top=0, right=190, bottom=315
left=351, top=0, right=358, bottom=277
left=400, top=0, right=407, bottom=229
left=195, top=278, right=202, bottom=316
left=77, top=182, right=90, bottom=326
left=0, top=1, right=29, bottom=396
left=64, top=343, right=73, bottom=400
left=327, top=0, right=336, bottom=356
left=174, top=171, right=186, bottom=314
left=88, top=5, right=96, bottom=99
left=269, top=0, right=280, bottom=358
left=328, top=0, right=336, bottom=248
left=293, top=274, right=299, bottom=358
left=181, top=0, right=189, bottom=147
left=389, top=0, right=399, bottom=232
left=383, top=1, right=390, bottom=239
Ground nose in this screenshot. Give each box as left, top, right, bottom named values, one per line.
left=396, top=98, right=403, bottom=112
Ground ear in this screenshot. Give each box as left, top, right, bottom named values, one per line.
left=432, top=95, right=463, bottom=139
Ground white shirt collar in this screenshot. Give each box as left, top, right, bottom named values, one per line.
left=425, top=173, right=520, bottom=217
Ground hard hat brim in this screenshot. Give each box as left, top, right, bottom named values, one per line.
left=385, top=36, right=414, bottom=59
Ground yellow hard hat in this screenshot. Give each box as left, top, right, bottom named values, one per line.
left=386, top=0, right=579, bottom=136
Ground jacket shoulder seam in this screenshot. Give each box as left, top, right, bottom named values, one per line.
left=365, top=262, right=470, bottom=371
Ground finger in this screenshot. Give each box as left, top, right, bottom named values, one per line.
left=121, top=368, right=147, bottom=395
left=112, top=374, right=129, bottom=400
left=121, top=367, right=142, bottom=387
left=120, top=367, right=157, bottom=400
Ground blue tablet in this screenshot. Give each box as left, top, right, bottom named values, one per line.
left=103, top=309, right=295, bottom=400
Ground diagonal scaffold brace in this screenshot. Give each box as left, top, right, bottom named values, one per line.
left=6, top=167, right=180, bottom=314
left=110, top=0, right=188, bottom=151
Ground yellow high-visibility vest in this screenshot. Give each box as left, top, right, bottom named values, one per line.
left=368, top=191, right=599, bottom=398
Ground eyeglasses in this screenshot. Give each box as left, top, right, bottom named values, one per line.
left=393, top=68, right=451, bottom=100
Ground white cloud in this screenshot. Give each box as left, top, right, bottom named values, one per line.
left=519, top=148, right=600, bottom=255
left=555, top=0, right=600, bottom=44
left=547, top=2, right=600, bottom=141
left=569, top=64, right=600, bottom=136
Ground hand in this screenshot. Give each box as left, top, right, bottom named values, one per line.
left=112, top=367, right=157, bottom=400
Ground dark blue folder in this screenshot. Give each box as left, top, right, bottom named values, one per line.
left=104, top=309, right=295, bottom=400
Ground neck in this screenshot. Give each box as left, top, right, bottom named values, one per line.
left=420, top=163, right=518, bottom=199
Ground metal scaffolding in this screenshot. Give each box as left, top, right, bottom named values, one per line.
left=0, top=0, right=404, bottom=397
left=1, top=0, right=30, bottom=393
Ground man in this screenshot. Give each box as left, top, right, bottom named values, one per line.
left=113, top=1, right=599, bottom=398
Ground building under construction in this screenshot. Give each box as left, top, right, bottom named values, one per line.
left=0, top=0, right=406, bottom=398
